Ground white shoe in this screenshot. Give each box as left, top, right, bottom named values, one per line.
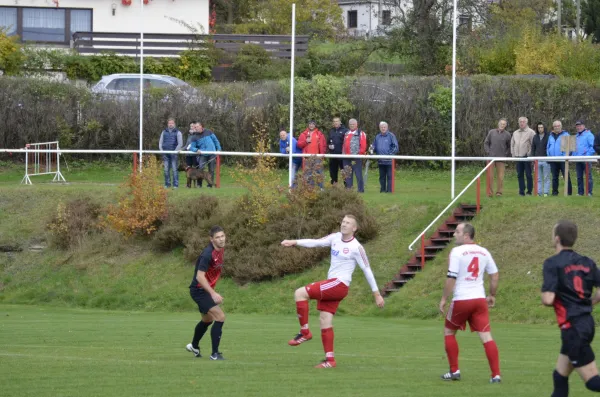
left=186, top=343, right=201, bottom=357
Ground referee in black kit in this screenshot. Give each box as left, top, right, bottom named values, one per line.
left=185, top=226, right=227, bottom=361
left=542, top=220, right=600, bottom=396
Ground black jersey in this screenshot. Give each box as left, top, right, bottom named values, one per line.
left=542, top=250, right=600, bottom=329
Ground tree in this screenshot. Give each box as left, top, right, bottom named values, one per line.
left=231, top=0, right=344, bottom=39
left=583, top=0, right=600, bottom=42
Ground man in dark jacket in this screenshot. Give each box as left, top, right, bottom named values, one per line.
left=531, top=122, right=550, bottom=196
left=159, top=117, right=183, bottom=189
left=483, top=119, right=511, bottom=197
left=327, top=117, right=348, bottom=185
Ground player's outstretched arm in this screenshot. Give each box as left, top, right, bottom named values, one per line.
left=281, top=240, right=297, bottom=247
left=291, top=234, right=336, bottom=248
left=354, top=246, right=384, bottom=308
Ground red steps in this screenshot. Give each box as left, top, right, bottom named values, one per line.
left=382, top=204, right=481, bottom=297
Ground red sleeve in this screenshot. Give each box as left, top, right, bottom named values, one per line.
left=297, top=132, right=307, bottom=149
left=319, top=131, right=327, bottom=154
left=359, top=132, right=367, bottom=155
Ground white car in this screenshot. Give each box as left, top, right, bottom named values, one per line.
left=91, top=73, right=198, bottom=101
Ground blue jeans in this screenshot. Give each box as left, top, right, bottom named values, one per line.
left=343, top=158, right=364, bottom=193
left=576, top=162, right=594, bottom=195
left=537, top=161, right=551, bottom=195
left=378, top=164, right=393, bottom=192
left=162, top=154, right=179, bottom=188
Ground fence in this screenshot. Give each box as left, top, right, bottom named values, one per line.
left=73, top=32, right=310, bottom=59
left=20, top=142, right=66, bottom=185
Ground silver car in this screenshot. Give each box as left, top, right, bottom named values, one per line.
left=91, top=73, right=198, bottom=101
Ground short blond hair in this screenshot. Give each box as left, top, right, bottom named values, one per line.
left=344, top=214, right=359, bottom=228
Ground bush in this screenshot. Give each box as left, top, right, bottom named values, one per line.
left=0, top=29, right=24, bottom=75
left=232, top=44, right=287, bottom=81
left=47, top=199, right=102, bottom=249
left=104, top=156, right=168, bottom=237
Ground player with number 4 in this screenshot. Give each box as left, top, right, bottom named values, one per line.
left=438, top=223, right=502, bottom=384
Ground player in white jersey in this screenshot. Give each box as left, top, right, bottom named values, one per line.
left=438, top=222, right=502, bottom=383
left=281, top=214, right=385, bottom=368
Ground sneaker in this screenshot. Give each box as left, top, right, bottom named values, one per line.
left=288, top=332, right=313, bottom=346
left=314, top=359, right=336, bottom=368
left=185, top=343, right=201, bottom=358
left=441, top=370, right=461, bottom=381
left=209, top=352, right=225, bottom=360
left=490, top=375, right=501, bottom=383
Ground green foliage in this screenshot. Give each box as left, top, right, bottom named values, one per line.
left=427, top=85, right=454, bottom=121
left=232, top=44, right=286, bottom=81
left=584, top=0, right=600, bottom=43
left=297, top=40, right=378, bottom=78
left=0, top=29, right=24, bottom=75
left=280, top=75, right=354, bottom=129
left=47, top=199, right=102, bottom=249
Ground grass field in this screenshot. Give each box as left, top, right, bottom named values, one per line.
left=0, top=304, right=578, bottom=397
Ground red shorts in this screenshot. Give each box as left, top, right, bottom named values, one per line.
left=445, top=298, right=491, bottom=333
left=305, top=278, right=349, bottom=315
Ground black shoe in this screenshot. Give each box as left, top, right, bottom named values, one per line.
left=441, top=370, right=461, bottom=381
left=210, top=352, right=225, bottom=360
left=207, top=184, right=213, bottom=188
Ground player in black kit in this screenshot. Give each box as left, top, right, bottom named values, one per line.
left=541, top=220, right=600, bottom=396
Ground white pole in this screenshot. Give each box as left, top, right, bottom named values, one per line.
left=288, top=4, right=296, bottom=187
left=138, top=0, right=144, bottom=171
left=450, top=0, right=458, bottom=198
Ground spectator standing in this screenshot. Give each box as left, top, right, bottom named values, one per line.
left=327, top=117, right=348, bottom=185
left=297, top=120, right=326, bottom=188
left=483, top=119, right=512, bottom=197
left=372, top=122, right=399, bottom=193
left=531, top=122, right=550, bottom=197
left=279, top=128, right=302, bottom=185
left=547, top=120, right=573, bottom=196
left=342, top=119, right=368, bottom=193
left=511, top=117, right=536, bottom=196
left=185, top=122, right=200, bottom=169
left=159, top=118, right=183, bottom=189
left=191, top=122, right=221, bottom=188
left=573, top=121, right=595, bottom=196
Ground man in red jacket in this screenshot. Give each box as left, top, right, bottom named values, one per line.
left=342, top=119, right=368, bottom=193
left=297, top=120, right=326, bottom=188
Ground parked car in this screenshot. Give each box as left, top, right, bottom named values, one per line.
left=91, top=73, right=198, bottom=101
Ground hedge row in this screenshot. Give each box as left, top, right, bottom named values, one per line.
left=0, top=75, right=599, bottom=159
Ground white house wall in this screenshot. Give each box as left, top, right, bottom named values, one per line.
left=339, top=1, right=406, bottom=36
left=0, top=0, right=209, bottom=35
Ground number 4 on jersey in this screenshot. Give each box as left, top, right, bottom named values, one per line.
left=467, top=257, right=479, bottom=278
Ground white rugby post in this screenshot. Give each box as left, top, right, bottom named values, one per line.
left=288, top=3, right=296, bottom=187
left=450, top=0, right=458, bottom=198
left=138, top=0, right=145, bottom=171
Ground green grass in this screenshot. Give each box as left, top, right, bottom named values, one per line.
left=1, top=161, right=599, bottom=323
left=0, top=304, right=578, bottom=397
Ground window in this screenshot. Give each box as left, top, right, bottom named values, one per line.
left=382, top=10, right=391, bottom=26
left=0, top=8, right=17, bottom=35
left=347, top=10, right=357, bottom=29
left=0, top=6, right=92, bottom=44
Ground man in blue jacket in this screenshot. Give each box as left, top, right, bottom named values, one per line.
left=159, top=117, right=183, bottom=189
left=279, top=128, right=302, bottom=186
left=190, top=122, right=221, bottom=188
left=547, top=120, right=572, bottom=196
left=573, top=121, right=595, bottom=196
left=372, top=122, right=399, bottom=193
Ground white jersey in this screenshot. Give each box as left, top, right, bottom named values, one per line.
left=447, top=243, right=498, bottom=301
left=297, top=232, right=379, bottom=292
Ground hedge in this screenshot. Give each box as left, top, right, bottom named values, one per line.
left=0, top=75, right=598, bottom=160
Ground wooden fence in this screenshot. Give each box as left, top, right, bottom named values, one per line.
left=72, top=32, right=309, bottom=59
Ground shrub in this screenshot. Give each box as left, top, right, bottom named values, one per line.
left=104, top=155, right=168, bottom=237
left=0, top=29, right=24, bottom=75
left=232, top=44, right=278, bottom=81
left=47, top=199, right=102, bottom=249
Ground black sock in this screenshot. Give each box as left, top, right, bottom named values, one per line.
left=211, top=321, right=224, bottom=354
left=586, top=375, right=600, bottom=392
left=552, top=370, right=569, bottom=397
left=192, top=321, right=212, bottom=349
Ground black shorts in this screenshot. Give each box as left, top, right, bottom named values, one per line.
left=190, top=288, right=217, bottom=314
left=560, top=315, right=596, bottom=368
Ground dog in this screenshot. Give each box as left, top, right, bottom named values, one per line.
left=185, top=166, right=214, bottom=188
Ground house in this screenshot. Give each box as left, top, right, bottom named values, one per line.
left=0, top=0, right=209, bottom=46
left=338, top=0, right=408, bottom=37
